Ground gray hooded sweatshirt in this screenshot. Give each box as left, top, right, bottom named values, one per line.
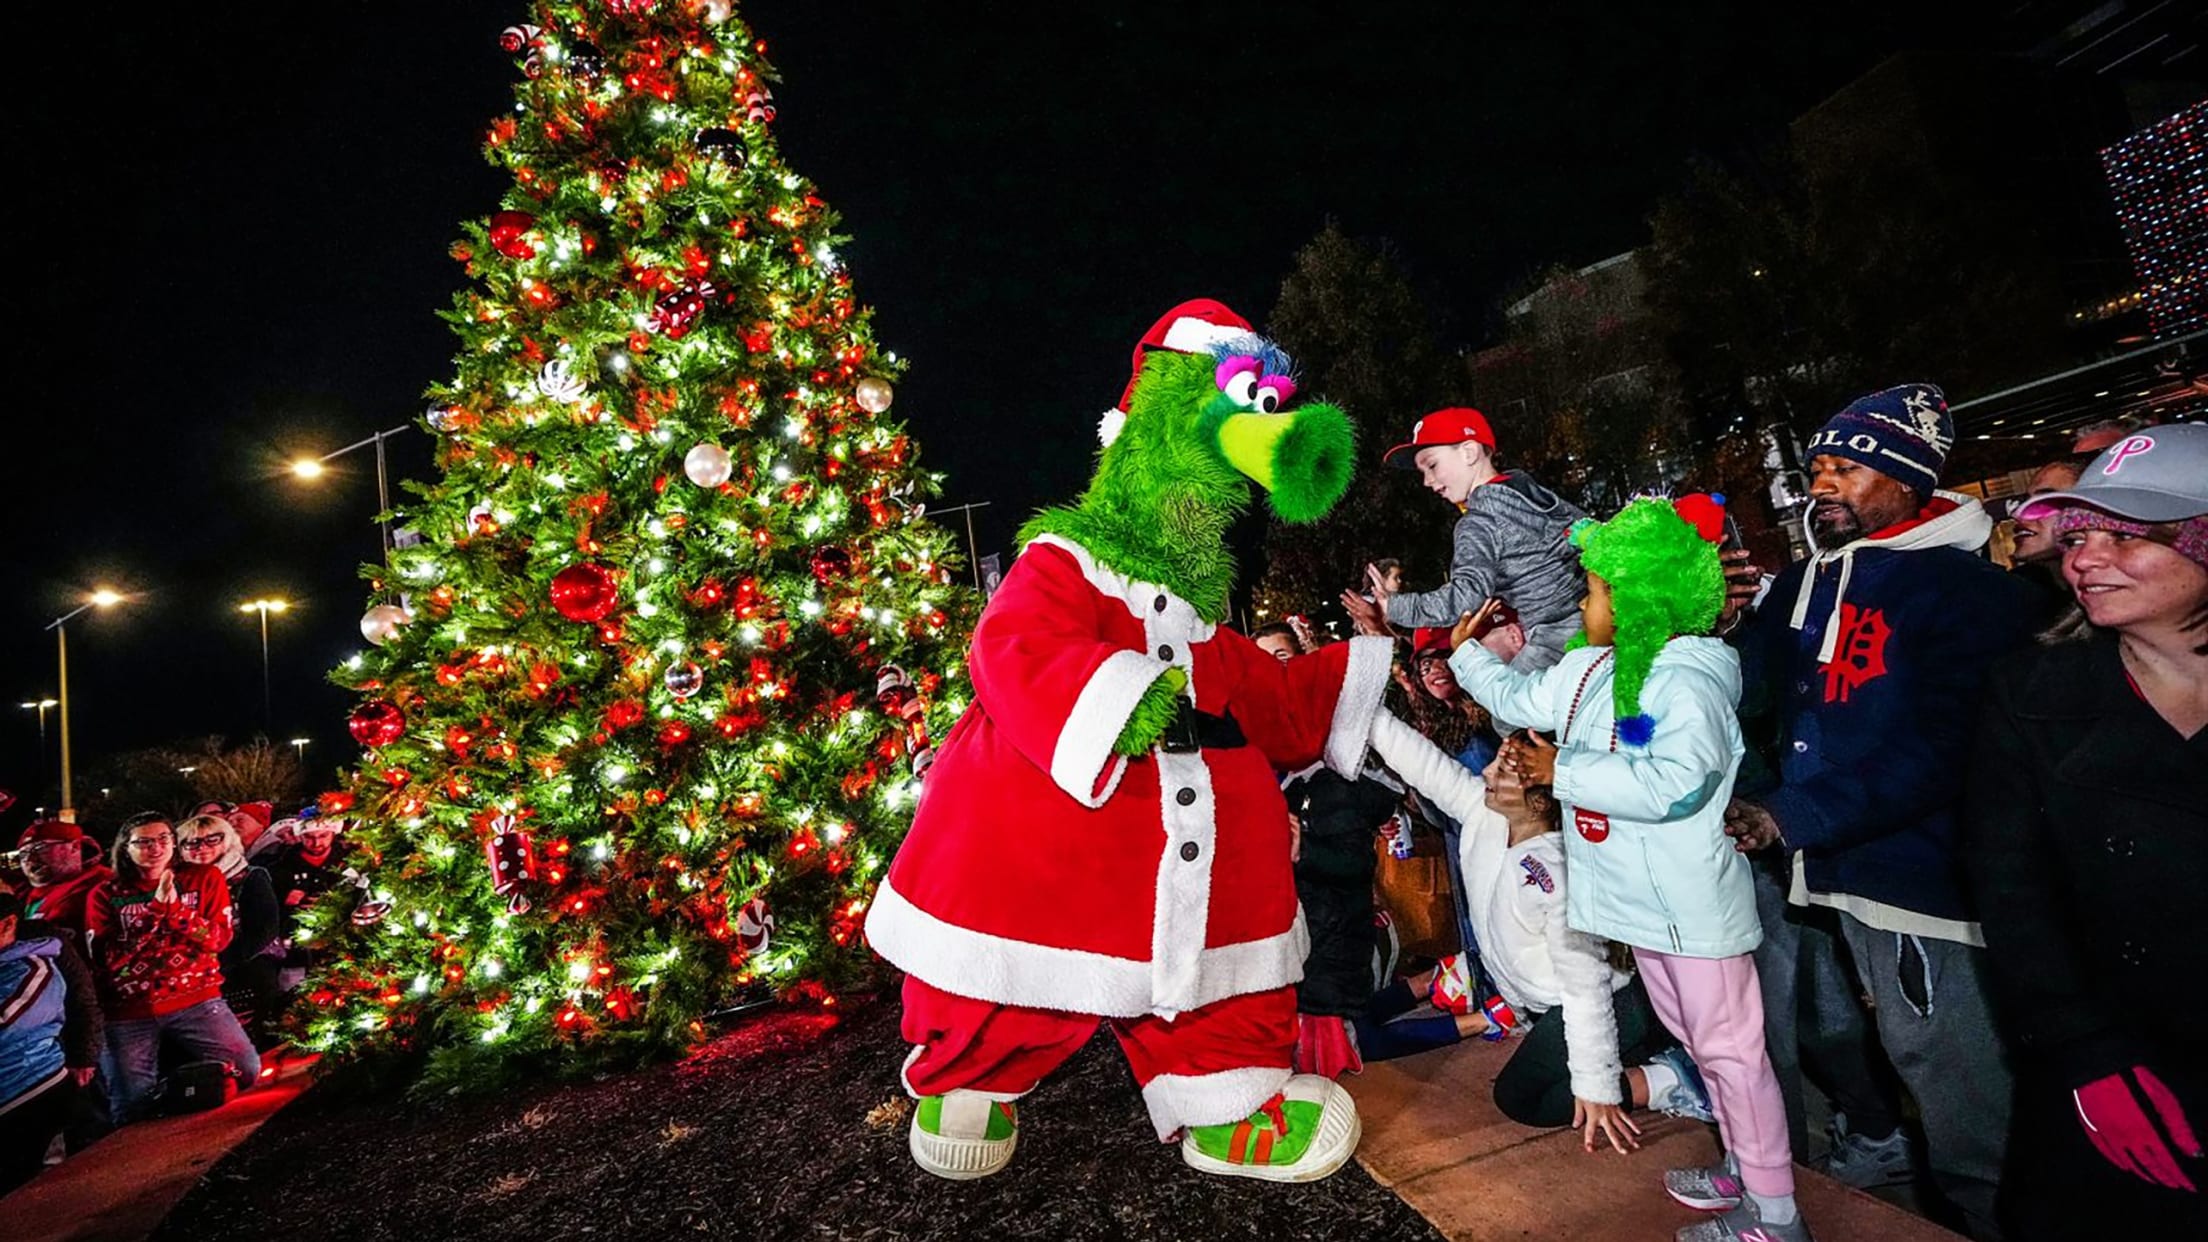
left=1385, top=471, right=1588, bottom=669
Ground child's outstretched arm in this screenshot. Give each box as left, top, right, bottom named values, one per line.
left=1447, top=631, right=1568, bottom=734
left=1367, top=713, right=1488, bottom=826
left=1552, top=662, right=1737, bottom=823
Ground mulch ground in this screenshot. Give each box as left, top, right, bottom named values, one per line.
left=153, top=992, right=1442, bottom=1242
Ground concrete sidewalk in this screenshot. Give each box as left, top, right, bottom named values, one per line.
left=4, top=1054, right=314, bottom=1242
left=1347, top=1038, right=1960, bottom=1241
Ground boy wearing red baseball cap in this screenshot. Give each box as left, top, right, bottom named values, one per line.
left=1346, top=408, right=1587, bottom=670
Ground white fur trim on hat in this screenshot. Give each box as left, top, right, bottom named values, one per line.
left=1098, top=407, right=1127, bottom=447
left=1160, top=316, right=1257, bottom=356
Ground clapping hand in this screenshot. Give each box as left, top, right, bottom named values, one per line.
left=1501, top=732, right=1558, bottom=787
left=153, top=872, right=180, bottom=905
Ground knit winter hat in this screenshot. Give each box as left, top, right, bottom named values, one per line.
left=1570, top=494, right=1727, bottom=746
left=1807, top=383, right=1955, bottom=500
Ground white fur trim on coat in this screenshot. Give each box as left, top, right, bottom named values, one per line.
left=1140, top=1065, right=1292, bottom=1140
left=1049, top=649, right=1160, bottom=808
left=865, top=878, right=1309, bottom=1019
left=1323, top=635, right=1394, bottom=776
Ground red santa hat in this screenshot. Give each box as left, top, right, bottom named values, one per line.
left=1098, top=298, right=1257, bottom=447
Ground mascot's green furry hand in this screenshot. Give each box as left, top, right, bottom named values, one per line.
left=1113, top=667, right=1189, bottom=756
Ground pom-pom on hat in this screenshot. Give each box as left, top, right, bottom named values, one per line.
left=1806, top=383, right=1955, bottom=500
left=1571, top=493, right=1728, bottom=746
left=1097, top=299, right=1257, bottom=447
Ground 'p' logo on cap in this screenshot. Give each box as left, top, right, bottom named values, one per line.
left=2103, top=434, right=2156, bottom=474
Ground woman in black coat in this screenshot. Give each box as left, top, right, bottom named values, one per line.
left=1963, top=437, right=2208, bottom=1237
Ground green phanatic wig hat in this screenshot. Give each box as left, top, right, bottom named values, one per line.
left=1569, top=493, right=1728, bottom=747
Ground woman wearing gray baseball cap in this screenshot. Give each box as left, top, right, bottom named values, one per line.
left=1963, top=422, right=2206, bottom=1237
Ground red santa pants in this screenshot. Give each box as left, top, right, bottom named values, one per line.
left=900, top=975, right=1297, bottom=1140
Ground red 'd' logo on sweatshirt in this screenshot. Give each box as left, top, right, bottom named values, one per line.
left=1821, top=603, right=1893, bottom=704
left=1574, top=807, right=1611, bottom=844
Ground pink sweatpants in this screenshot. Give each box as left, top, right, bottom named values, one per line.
left=1634, top=947, right=1796, bottom=1198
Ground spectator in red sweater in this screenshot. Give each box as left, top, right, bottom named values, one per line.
left=17, top=820, right=112, bottom=943
left=84, top=812, right=260, bottom=1122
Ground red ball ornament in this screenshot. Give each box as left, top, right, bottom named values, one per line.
left=810, top=545, right=853, bottom=583
left=488, top=210, right=538, bottom=259
left=348, top=700, right=406, bottom=749
left=550, top=563, right=620, bottom=622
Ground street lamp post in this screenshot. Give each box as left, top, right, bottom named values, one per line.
left=18, top=698, right=57, bottom=793
left=290, top=737, right=311, bottom=761
left=48, top=589, right=124, bottom=822
left=292, top=424, right=411, bottom=564
left=239, top=599, right=291, bottom=732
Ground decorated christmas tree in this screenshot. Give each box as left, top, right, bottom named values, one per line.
left=298, top=0, right=968, bottom=1078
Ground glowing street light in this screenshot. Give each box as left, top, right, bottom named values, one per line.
left=289, top=424, right=411, bottom=562
left=290, top=737, right=312, bottom=760
left=240, top=598, right=292, bottom=731
left=47, top=588, right=126, bottom=820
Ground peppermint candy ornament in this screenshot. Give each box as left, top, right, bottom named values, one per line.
left=734, top=897, right=773, bottom=954
left=537, top=358, right=587, bottom=403
left=498, top=24, right=540, bottom=54
left=745, top=87, right=776, bottom=124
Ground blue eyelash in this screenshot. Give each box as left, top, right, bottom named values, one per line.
left=1206, top=336, right=1296, bottom=383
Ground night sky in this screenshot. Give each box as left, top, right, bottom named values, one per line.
left=6, top=0, right=1999, bottom=817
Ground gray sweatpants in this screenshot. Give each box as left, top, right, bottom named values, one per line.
left=1750, top=857, right=1902, bottom=1155
left=1838, top=913, right=2012, bottom=1242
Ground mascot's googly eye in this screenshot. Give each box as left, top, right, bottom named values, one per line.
left=1255, top=375, right=1296, bottom=413
left=1215, top=355, right=1262, bottom=408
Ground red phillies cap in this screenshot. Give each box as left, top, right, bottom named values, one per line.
left=1385, top=407, right=1495, bottom=468
left=18, top=819, right=92, bottom=848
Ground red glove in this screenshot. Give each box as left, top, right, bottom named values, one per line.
left=2074, top=1067, right=2203, bottom=1192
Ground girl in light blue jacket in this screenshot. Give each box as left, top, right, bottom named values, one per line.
left=1448, top=495, right=1809, bottom=1242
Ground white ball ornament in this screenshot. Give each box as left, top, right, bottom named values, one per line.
left=360, top=604, right=410, bottom=646
left=684, top=443, right=734, bottom=488
left=854, top=377, right=895, bottom=414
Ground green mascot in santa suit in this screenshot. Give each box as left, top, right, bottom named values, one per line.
left=866, top=299, right=1393, bottom=1181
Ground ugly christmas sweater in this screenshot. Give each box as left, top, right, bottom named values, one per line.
left=85, top=864, right=236, bottom=1020
left=867, top=535, right=1393, bottom=1019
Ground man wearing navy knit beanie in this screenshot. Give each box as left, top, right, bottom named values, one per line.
left=1721, top=383, right=2044, bottom=1240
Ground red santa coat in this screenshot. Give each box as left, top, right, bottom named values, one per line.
left=867, top=535, right=1392, bottom=1019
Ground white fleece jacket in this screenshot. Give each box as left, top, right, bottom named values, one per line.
left=1369, top=713, right=1633, bottom=1106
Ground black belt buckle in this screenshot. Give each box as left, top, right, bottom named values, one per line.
left=1159, top=696, right=1201, bottom=754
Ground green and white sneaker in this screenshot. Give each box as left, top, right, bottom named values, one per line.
left=1179, top=1074, right=1362, bottom=1183
left=908, top=1090, right=1018, bottom=1180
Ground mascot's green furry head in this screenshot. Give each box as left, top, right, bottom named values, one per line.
left=1568, top=493, right=1728, bottom=746
left=1021, top=300, right=1356, bottom=621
